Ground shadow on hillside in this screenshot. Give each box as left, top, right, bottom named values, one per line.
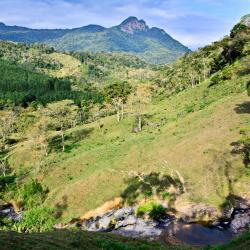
left=215, top=154, right=238, bottom=200
left=121, top=172, right=185, bottom=208
left=220, top=194, right=250, bottom=211
left=231, top=141, right=250, bottom=168
left=54, top=195, right=68, bottom=219
left=234, top=102, right=250, bottom=114
left=49, top=128, right=94, bottom=153
left=69, top=128, right=94, bottom=144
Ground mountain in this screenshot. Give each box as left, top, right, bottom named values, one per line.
left=0, top=17, right=190, bottom=64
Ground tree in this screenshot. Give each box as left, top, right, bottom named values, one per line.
left=104, top=81, right=132, bottom=123
left=0, top=109, right=18, bottom=145
left=129, top=84, right=152, bottom=132
left=0, top=158, right=11, bottom=176
left=43, top=100, right=78, bottom=152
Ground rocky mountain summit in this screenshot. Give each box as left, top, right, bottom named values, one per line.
left=119, top=17, right=149, bottom=34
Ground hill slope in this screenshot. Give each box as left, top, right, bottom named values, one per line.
left=0, top=14, right=250, bottom=249
left=0, top=17, right=190, bottom=64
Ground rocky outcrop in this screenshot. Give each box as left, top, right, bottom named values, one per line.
left=230, top=210, right=250, bottom=233
left=0, top=205, right=22, bottom=222
left=81, top=206, right=173, bottom=239
left=119, top=17, right=149, bottom=34
left=175, top=202, right=219, bottom=223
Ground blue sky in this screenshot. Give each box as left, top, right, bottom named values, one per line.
left=0, top=0, right=249, bottom=49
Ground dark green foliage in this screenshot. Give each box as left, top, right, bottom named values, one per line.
left=104, top=81, right=132, bottom=103
left=247, top=81, right=250, bottom=96
left=0, top=41, right=61, bottom=72
left=0, top=59, right=104, bottom=107
left=18, top=179, right=47, bottom=209
left=208, top=74, right=221, bottom=88
left=136, top=201, right=166, bottom=220
left=157, top=20, right=250, bottom=94
left=71, top=51, right=147, bottom=69
left=230, top=23, right=248, bottom=38
left=0, top=175, right=16, bottom=193
left=17, top=207, right=56, bottom=233
left=216, top=38, right=245, bottom=66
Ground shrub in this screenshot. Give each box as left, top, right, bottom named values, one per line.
left=136, top=201, right=166, bottom=220
left=0, top=174, right=16, bottom=193
left=184, top=104, right=195, bottom=113
left=208, top=74, right=221, bottom=87
left=17, top=207, right=56, bottom=233
left=18, top=179, right=47, bottom=209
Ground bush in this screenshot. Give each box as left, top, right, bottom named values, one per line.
left=17, top=207, right=56, bottom=233
left=18, top=179, right=47, bottom=209
left=136, top=201, right=166, bottom=220
left=0, top=174, right=16, bottom=193
left=208, top=74, right=221, bottom=87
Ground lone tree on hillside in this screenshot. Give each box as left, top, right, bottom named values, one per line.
left=0, top=109, right=19, bottom=146
left=130, top=84, right=152, bottom=132
left=104, top=81, right=132, bottom=123
left=43, top=100, right=78, bottom=152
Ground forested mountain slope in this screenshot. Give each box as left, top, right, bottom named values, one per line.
left=0, top=17, right=190, bottom=64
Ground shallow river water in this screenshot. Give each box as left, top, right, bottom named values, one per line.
left=161, top=222, right=234, bottom=246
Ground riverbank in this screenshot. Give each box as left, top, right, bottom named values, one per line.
left=53, top=204, right=250, bottom=247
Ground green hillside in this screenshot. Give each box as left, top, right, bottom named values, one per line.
left=0, top=17, right=190, bottom=64
left=0, top=14, right=250, bottom=249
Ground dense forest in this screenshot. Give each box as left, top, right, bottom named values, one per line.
left=0, top=59, right=103, bottom=108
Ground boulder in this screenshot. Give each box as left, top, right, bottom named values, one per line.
left=230, top=210, right=250, bottom=233
left=115, top=218, right=161, bottom=239
left=176, top=203, right=219, bottom=223
left=115, top=215, right=137, bottom=229
left=234, top=197, right=250, bottom=210
left=98, top=215, right=113, bottom=231
left=82, top=218, right=99, bottom=231
left=113, top=207, right=134, bottom=220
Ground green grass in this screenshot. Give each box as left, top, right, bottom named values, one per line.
left=6, top=56, right=250, bottom=221
left=0, top=230, right=249, bottom=250
left=136, top=201, right=166, bottom=220
left=0, top=230, right=186, bottom=250
left=208, top=231, right=250, bottom=250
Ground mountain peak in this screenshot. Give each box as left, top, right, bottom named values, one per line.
left=119, top=16, right=149, bottom=34
left=0, top=22, right=6, bottom=27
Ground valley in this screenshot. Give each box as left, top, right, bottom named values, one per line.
left=0, top=12, right=250, bottom=250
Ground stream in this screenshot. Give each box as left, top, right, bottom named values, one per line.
left=79, top=206, right=250, bottom=247
left=161, top=222, right=234, bottom=246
